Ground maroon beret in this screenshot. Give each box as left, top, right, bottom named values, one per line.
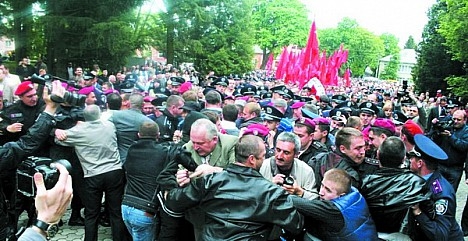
left=313, top=117, right=330, bottom=126
left=15, top=81, right=34, bottom=96
left=78, top=86, right=95, bottom=95
left=372, top=118, right=396, bottom=135
left=296, top=117, right=316, bottom=130
left=291, top=101, right=306, bottom=109
left=243, top=123, right=269, bottom=137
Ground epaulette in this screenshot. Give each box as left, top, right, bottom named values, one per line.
left=311, top=141, right=326, bottom=150
left=364, top=158, right=380, bottom=166
left=431, top=178, right=443, bottom=194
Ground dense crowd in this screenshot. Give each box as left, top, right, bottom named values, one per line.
left=1, top=58, right=468, bottom=241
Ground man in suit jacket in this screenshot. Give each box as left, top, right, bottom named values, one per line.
left=184, top=118, right=238, bottom=167
left=427, top=96, right=448, bottom=132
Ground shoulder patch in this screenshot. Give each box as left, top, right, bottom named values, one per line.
left=434, top=199, right=448, bottom=215
left=364, top=158, right=380, bottom=166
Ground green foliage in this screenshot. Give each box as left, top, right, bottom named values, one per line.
left=160, top=0, right=255, bottom=74
left=404, top=36, right=417, bottom=49
left=445, top=75, right=468, bottom=97
left=439, top=0, right=468, bottom=62
left=378, top=33, right=400, bottom=80
left=319, top=18, right=385, bottom=77
left=252, top=0, right=310, bottom=67
left=413, top=0, right=464, bottom=94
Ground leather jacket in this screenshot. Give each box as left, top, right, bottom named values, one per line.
left=0, top=112, right=56, bottom=239
left=166, top=164, right=304, bottom=241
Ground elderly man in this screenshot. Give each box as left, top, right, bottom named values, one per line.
left=157, top=118, right=238, bottom=241
left=165, top=135, right=303, bottom=240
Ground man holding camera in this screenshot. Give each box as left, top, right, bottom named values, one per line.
left=430, top=109, right=468, bottom=192
left=259, top=132, right=318, bottom=200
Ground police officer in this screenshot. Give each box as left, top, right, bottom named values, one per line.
left=293, top=117, right=327, bottom=162
left=407, top=134, right=464, bottom=240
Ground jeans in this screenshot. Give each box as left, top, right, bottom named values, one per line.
left=122, top=205, right=157, bottom=241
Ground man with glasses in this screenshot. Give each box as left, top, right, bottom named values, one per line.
left=429, top=109, right=468, bottom=192
left=406, top=134, right=463, bottom=241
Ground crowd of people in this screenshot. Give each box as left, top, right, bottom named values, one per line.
left=0, top=58, right=468, bottom=241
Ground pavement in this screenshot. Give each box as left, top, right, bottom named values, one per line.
left=16, top=174, right=468, bottom=240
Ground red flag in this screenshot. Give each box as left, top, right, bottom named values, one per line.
left=275, top=47, right=288, bottom=80
left=344, top=68, right=351, bottom=87
left=265, top=53, right=274, bottom=76
left=302, top=21, right=319, bottom=70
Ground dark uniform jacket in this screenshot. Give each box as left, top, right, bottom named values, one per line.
left=410, top=170, right=464, bottom=241
left=0, top=101, right=45, bottom=145
left=432, top=124, right=468, bottom=168
left=165, top=164, right=304, bottom=241
left=298, top=140, right=328, bottom=163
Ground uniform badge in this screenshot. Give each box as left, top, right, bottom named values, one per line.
left=366, top=102, right=372, bottom=108
left=434, top=199, right=448, bottom=215
left=336, top=111, right=342, bottom=117
left=266, top=107, right=272, bottom=114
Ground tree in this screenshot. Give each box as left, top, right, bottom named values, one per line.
left=413, top=0, right=464, bottom=95
left=439, top=0, right=468, bottom=63
left=379, top=33, right=400, bottom=80
left=252, top=0, right=310, bottom=69
left=159, top=0, right=255, bottom=74
left=404, top=36, right=417, bottom=49
left=318, top=18, right=385, bottom=77
left=42, top=0, right=146, bottom=76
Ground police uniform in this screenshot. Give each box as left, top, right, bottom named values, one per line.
left=409, top=134, right=464, bottom=241
left=295, top=117, right=328, bottom=162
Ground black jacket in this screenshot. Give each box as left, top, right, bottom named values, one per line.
left=155, top=109, right=179, bottom=143
left=0, top=112, right=56, bottom=239
left=123, top=138, right=168, bottom=213
left=166, top=164, right=303, bottom=241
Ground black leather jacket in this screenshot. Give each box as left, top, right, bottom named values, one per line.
left=0, top=112, right=56, bottom=239
left=155, top=109, right=179, bottom=143
left=166, top=164, right=303, bottom=241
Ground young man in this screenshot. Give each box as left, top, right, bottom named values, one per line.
left=291, top=168, right=378, bottom=240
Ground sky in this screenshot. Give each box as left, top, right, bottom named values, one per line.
left=303, top=0, right=437, bottom=47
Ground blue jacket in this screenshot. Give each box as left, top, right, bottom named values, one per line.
left=325, top=187, right=378, bottom=241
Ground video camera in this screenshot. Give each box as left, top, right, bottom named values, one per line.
left=434, top=119, right=454, bottom=133
left=17, top=157, right=72, bottom=197
left=30, top=74, right=86, bottom=107
left=174, top=146, right=198, bottom=172
left=397, top=80, right=409, bottom=99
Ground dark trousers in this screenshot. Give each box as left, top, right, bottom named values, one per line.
left=158, top=211, right=195, bottom=241
left=461, top=196, right=468, bottom=232
left=439, top=164, right=463, bottom=192
left=82, top=169, right=130, bottom=241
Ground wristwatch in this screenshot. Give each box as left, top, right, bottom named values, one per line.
left=33, top=219, right=59, bottom=239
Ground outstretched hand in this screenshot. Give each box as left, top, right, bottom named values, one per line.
left=34, top=163, right=73, bottom=224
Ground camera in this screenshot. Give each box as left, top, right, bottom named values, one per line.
left=17, top=157, right=72, bottom=197
left=30, top=74, right=86, bottom=107
left=434, top=119, right=454, bottom=133
left=283, top=176, right=295, bottom=186
left=174, top=146, right=198, bottom=172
